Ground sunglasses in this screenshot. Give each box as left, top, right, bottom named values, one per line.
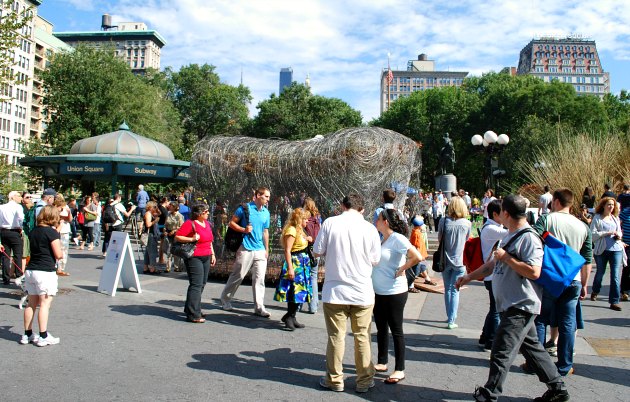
left=24, top=196, right=32, bottom=198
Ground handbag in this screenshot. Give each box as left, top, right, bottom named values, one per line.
left=140, top=232, right=149, bottom=247
left=432, top=221, right=446, bottom=272
left=84, top=210, right=97, bottom=222
left=171, top=222, right=197, bottom=259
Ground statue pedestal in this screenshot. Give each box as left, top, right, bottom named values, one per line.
left=435, top=174, right=457, bottom=199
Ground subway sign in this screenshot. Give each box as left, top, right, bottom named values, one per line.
left=176, top=168, right=191, bottom=181
left=61, top=163, right=112, bottom=175
left=117, top=164, right=173, bottom=178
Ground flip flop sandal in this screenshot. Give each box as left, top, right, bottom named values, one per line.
left=425, top=280, right=438, bottom=286
left=384, top=376, right=405, bottom=384
left=374, top=365, right=388, bottom=372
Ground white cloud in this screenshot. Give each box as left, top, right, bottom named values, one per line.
left=93, top=0, right=630, bottom=122
left=61, top=0, right=97, bottom=12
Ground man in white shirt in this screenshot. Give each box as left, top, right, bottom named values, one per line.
left=538, top=186, right=553, bottom=216
left=478, top=199, right=508, bottom=351
left=0, top=191, right=25, bottom=284
left=314, top=194, right=381, bottom=394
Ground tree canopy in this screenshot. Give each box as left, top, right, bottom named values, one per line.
left=249, top=83, right=362, bottom=140
left=165, top=64, right=251, bottom=156
left=371, top=72, right=630, bottom=195
left=41, top=45, right=183, bottom=157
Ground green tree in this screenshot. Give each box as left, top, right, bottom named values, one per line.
left=250, top=83, right=362, bottom=140
left=371, top=86, right=480, bottom=187
left=372, top=72, right=629, bottom=195
left=40, top=45, right=183, bottom=157
left=166, top=64, right=251, bottom=154
left=0, top=0, right=32, bottom=94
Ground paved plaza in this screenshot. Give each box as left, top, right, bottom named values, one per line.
left=0, top=235, right=629, bottom=401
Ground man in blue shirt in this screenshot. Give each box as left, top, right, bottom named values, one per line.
left=220, top=187, right=271, bottom=317
left=178, top=196, right=190, bottom=221
left=136, top=185, right=149, bottom=219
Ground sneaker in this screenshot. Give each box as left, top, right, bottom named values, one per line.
left=355, top=380, right=375, bottom=393
left=447, top=323, right=458, bottom=330
left=533, top=388, right=570, bottom=402
left=255, top=309, right=271, bottom=318
left=319, top=377, right=343, bottom=392
left=221, top=301, right=233, bottom=311
left=73, top=238, right=80, bottom=246
left=19, top=333, right=40, bottom=345
left=544, top=340, right=558, bottom=356
left=36, top=334, right=60, bottom=347
left=473, top=386, right=492, bottom=402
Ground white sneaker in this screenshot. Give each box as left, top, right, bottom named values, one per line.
left=73, top=238, right=80, bottom=246
left=255, top=309, right=271, bottom=318
left=221, top=301, right=233, bottom=311
left=19, top=333, right=40, bottom=345
left=36, top=334, right=60, bottom=347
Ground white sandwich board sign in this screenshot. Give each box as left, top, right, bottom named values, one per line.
left=97, top=231, right=142, bottom=296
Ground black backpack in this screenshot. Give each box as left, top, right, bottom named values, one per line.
left=102, top=203, right=118, bottom=224
left=224, top=203, right=250, bottom=252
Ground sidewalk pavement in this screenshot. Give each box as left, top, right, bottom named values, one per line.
left=0, top=240, right=628, bottom=401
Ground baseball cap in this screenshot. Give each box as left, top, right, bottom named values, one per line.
left=412, top=216, right=424, bottom=226
left=42, top=188, right=57, bottom=196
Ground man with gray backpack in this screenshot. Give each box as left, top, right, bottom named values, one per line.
left=457, top=194, right=569, bottom=402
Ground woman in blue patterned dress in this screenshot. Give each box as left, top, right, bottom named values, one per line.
left=274, top=208, right=312, bottom=331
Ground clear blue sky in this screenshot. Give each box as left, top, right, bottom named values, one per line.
left=39, top=0, right=630, bottom=122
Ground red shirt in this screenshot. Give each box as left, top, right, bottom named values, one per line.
left=176, top=219, right=214, bottom=257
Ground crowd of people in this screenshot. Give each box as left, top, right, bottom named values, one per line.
left=1, top=181, right=628, bottom=402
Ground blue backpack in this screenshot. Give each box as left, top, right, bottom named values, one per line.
left=502, top=228, right=585, bottom=298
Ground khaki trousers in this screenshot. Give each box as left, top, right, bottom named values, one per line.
left=220, top=247, right=268, bottom=311
left=323, top=302, right=375, bottom=388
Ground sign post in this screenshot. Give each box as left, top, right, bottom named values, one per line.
left=97, top=231, right=142, bottom=296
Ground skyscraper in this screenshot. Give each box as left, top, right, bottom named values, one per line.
left=517, top=36, right=609, bottom=98
left=279, top=67, right=293, bottom=94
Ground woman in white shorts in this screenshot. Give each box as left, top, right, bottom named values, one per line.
left=20, top=205, right=63, bottom=347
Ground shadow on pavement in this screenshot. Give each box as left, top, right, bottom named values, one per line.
left=110, top=304, right=184, bottom=322
left=573, top=362, right=630, bottom=387
left=188, top=347, right=485, bottom=401
left=586, top=317, right=630, bottom=327
left=0, top=325, right=20, bottom=342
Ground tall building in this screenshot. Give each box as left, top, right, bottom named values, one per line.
left=32, top=16, right=73, bottom=141
left=380, top=54, right=468, bottom=114
left=54, top=14, right=166, bottom=74
left=517, top=36, right=609, bottom=98
left=279, top=67, right=293, bottom=94
left=0, top=0, right=40, bottom=166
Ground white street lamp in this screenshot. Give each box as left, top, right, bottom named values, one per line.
left=471, top=134, right=483, bottom=146
left=483, top=130, right=498, bottom=144
left=472, top=131, right=510, bottom=190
